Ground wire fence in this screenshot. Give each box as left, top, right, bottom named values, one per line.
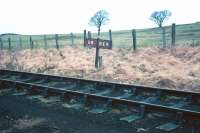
left=0, top=33, right=83, bottom=50
left=86, top=23, right=200, bottom=49
left=0, top=23, right=200, bottom=51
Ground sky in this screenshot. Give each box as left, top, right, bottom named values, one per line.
left=0, top=0, right=200, bottom=34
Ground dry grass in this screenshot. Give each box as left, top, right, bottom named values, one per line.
left=0, top=46, right=200, bottom=92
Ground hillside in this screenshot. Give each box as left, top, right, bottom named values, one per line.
left=0, top=46, right=200, bottom=92
left=0, top=22, right=200, bottom=49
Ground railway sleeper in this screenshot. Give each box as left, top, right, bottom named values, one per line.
left=0, top=70, right=200, bottom=131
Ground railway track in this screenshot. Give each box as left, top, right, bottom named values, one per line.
left=0, top=69, right=200, bottom=132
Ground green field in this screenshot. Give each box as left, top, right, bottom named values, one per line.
left=0, top=22, right=200, bottom=50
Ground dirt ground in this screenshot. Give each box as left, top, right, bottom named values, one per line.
left=0, top=89, right=135, bottom=133
left=0, top=46, right=199, bottom=92
left=0, top=89, right=198, bottom=133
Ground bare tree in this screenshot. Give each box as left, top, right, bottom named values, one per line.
left=89, top=10, right=109, bottom=36
left=150, top=10, right=172, bottom=27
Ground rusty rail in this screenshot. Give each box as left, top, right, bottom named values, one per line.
left=0, top=69, right=199, bottom=129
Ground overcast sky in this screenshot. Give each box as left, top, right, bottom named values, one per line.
left=0, top=0, right=200, bottom=34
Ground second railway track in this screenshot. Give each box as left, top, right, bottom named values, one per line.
left=0, top=69, right=200, bottom=132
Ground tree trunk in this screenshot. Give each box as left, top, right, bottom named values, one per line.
left=98, top=27, right=100, bottom=36
left=159, top=23, right=162, bottom=28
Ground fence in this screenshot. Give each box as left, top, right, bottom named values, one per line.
left=108, top=23, right=200, bottom=49
left=84, top=23, right=200, bottom=50
left=0, top=22, right=200, bottom=51
left=0, top=33, right=83, bottom=50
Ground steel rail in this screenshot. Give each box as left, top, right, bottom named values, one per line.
left=0, top=69, right=200, bottom=121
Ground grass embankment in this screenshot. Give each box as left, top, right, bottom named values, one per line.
left=0, top=46, right=200, bottom=92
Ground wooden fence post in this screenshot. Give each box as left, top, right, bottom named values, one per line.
left=109, top=29, right=112, bottom=49
left=95, top=38, right=100, bottom=68
left=0, top=38, right=3, bottom=50
left=55, top=34, right=59, bottom=49
left=88, top=31, right=91, bottom=39
left=171, top=23, right=176, bottom=46
left=44, top=35, right=47, bottom=49
left=132, top=29, right=137, bottom=50
left=19, top=37, right=22, bottom=49
left=70, top=32, right=74, bottom=46
left=162, top=27, right=166, bottom=48
left=30, top=36, right=34, bottom=49
left=8, top=38, right=11, bottom=50
left=84, top=30, right=87, bottom=47
left=192, top=39, right=195, bottom=47
left=87, top=31, right=89, bottom=39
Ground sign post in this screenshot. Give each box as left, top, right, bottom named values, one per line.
left=95, top=38, right=100, bottom=68
left=84, top=30, right=112, bottom=69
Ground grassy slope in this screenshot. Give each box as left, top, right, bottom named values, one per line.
left=0, top=22, right=200, bottom=49
left=0, top=47, right=200, bottom=92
